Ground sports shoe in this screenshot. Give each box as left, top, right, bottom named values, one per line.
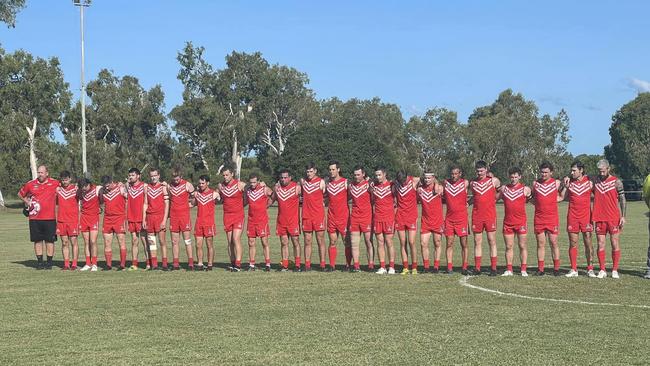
left=411, top=268, right=418, bottom=275
left=128, top=265, right=138, bottom=271
left=471, top=268, right=482, bottom=276
left=324, top=266, right=334, bottom=272
left=387, top=267, right=396, bottom=275
left=117, top=266, right=126, bottom=271
left=565, top=270, right=579, bottom=278
left=587, top=269, right=597, bottom=278
left=461, top=269, right=469, bottom=275
left=611, top=270, right=620, bottom=279
left=62, top=266, right=70, bottom=271
left=263, top=265, right=271, bottom=272
left=44, top=263, right=53, bottom=270
left=206, top=265, right=213, bottom=271
left=230, top=266, right=241, bottom=272
left=247, top=265, right=257, bottom=272
left=90, top=265, right=98, bottom=272
left=535, top=271, right=545, bottom=276
left=597, top=270, right=607, bottom=279
left=161, top=266, right=169, bottom=272
left=489, top=269, right=497, bottom=277
left=350, top=268, right=361, bottom=273
left=432, top=268, right=440, bottom=274
left=36, top=262, right=45, bottom=270
left=501, top=270, right=513, bottom=277
left=401, top=268, right=410, bottom=275
left=446, top=269, right=454, bottom=274
left=195, top=264, right=204, bottom=271
left=375, top=267, right=388, bottom=274
left=644, top=270, right=650, bottom=279
left=521, top=271, right=529, bottom=277
left=553, top=270, right=561, bottom=277
left=277, top=267, right=289, bottom=272
left=145, top=264, right=151, bottom=270
left=80, top=264, right=92, bottom=271
left=103, top=266, right=112, bottom=271
left=293, top=266, right=303, bottom=273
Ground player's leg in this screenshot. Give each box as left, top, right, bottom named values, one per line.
left=158, top=229, right=168, bottom=269
left=291, top=235, right=302, bottom=271
left=327, top=231, right=339, bottom=271
left=303, top=229, right=313, bottom=270
left=61, top=235, right=70, bottom=269
left=487, top=230, right=498, bottom=275
left=280, top=234, right=290, bottom=271
left=459, top=235, right=469, bottom=274
left=316, top=230, right=326, bottom=270
left=375, top=231, right=386, bottom=273
left=102, top=232, right=114, bottom=270
left=206, top=236, right=214, bottom=270
left=610, top=232, right=621, bottom=278
left=517, top=232, right=528, bottom=276
left=503, top=233, right=514, bottom=276
left=140, top=229, right=150, bottom=269
left=472, top=231, right=483, bottom=273
left=261, top=235, right=271, bottom=271
left=396, top=229, right=409, bottom=273
left=407, top=229, right=417, bottom=273
left=232, top=228, right=243, bottom=269
left=147, top=231, right=159, bottom=270
left=596, top=231, right=607, bottom=277
left=445, top=235, right=455, bottom=273
left=171, top=231, right=181, bottom=269
left=548, top=232, right=560, bottom=275
left=195, top=235, right=204, bottom=269
left=432, top=233, right=442, bottom=273
left=81, top=231, right=91, bottom=270
left=351, top=231, right=361, bottom=271
left=363, top=231, right=374, bottom=270
left=535, top=232, right=546, bottom=275
left=225, top=230, right=235, bottom=268
left=344, top=231, right=353, bottom=269
left=70, top=235, right=79, bottom=269
left=420, top=232, right=431, bottom=272
left=385, top=233, right=396, bottom=273
left=247, top=236, right=257, bottom=270
left=567, top=232, right=579, bottom=274
left=89, top=230, right=99, bottom=270
left=116, top=233, right=127, bottom=270
left=182, top=231, right=193, bottom=269
left=130, top=231, right=139, bottom=268
left=645, top=217, right=650, bottom=279
left=582, top=231, right=594, bottom=275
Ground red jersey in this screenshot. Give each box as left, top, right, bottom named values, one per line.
left=395, top=177, right=418, bottom=223
left=419, top=184, right=443, bottom=223
left=372, top=180, right=394, bottom=222
left=349, top=180, right=372, bottom=221
left=471, top=177, right=497, bottom=221
left=301, top=177, right=324, bottom=221
left=146, top=182, right=165, bottom=216
left=593, top=175, right=620, bottom=222
left=127, top=181, right=145, bottom=222
left=502, top=183, right=527, bottom=225
left=444, top=179, right=468, bottom=223
left=81, top=186, right=100, bottom=217
left=56, top=184, right=79, bottom=224
left=567, top=176, right=592, bottom=221
left=276, top=181, right=300, bottom=226
left=247, top=185, right=269, bottom=224
left=326, top=177, right=349, bottom=223
left=169, top=179, right=191, bottom=219
left=195, top=188, right=216, bottom=226
left=19, top=178, right=59, bottom=220
left=103, top=186, right=126, bottom=217
left=533, top=179, right=559, bottom=225
left=219, top=179, right=244, bottom=217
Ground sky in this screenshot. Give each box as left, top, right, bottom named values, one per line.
left=1, top=0, right=649, bottom=155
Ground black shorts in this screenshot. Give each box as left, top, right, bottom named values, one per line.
left=29, top=220, right=57, bottom=243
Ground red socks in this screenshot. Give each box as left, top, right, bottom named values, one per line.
left=447, top=262, right=453, bottom=271
left=91, top=256, right=97, bottom=265
left=379, top=260, right=386, bottom=269
left=71, top=259, right=77, bottom=268
left=368, top=261, right=375, bottom=270
left=320, top=261, right=326, bottom=269
left=105, top=252, right=112, bottom=267
left=328, top=246, right=337, bottom=268
left=354, top=261, right=360, bottom=270
left=173, top=258, right=180, bottom=268
left=235, top=259, right=241, bottom=268
left=506, top=264, right=513, bottom=272
left=389, top=261, right=395, bottom=269
left=538, top=260, right=544, bottom=272
left=85, top=256, right=91, bottom=266
left=569, top=246, right=577, bottom=270
left=490, top=256, right=497, bottom=271
left=162, top=257, right=168, bottom=268
left=553, top=259, right=560, bottom=271
left=474, top=256, right=482, bottom=271
left=521, top=263, right=527, bottom=272
left=402, top=261, right=409, bottom=270
left=433, top=260, right=440, bottom=270
left=612, top=250, right=620, bottom=271
left=265, top=258, right=271, bottom=267
left=462, top=262, right=468, bottom=270
left=151, top=256, right=158, bottom=268
left=423, top=259, right=430, bottom=270
left=119, top=248, right=127, bottom=268
left=305, top=260, right=311, bottom=270
left=63, top=259, right=70, bottom=269
left=282, top=259, right=289, bottom=269
left=598, top=250, right=606, bottom=271
left=411, top=262, right=418, bottom=270
left=187, top=258, right=193, bottom=268
left=295, top=257, right=301, bottom=269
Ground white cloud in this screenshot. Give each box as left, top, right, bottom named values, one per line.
left=628, top=78, right=650, bottom=93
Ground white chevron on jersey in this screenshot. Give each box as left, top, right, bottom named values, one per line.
left=445, top=180, right=466, bottom=197
left=327, top=180, right=346, bottom=196
left=103, top=188, right=122, bottom=201
left=397, top=180, right=413, bottom=197
left=147, top=185, right=164, bottom=199
left=276, top=186, right=296, bottom=201
left=595, top=179, right=617, bottom=194
left=169, top=184, right=187, bottom=197
left=302, top=179, right=322, bottom=194
left=247, top=188, right=266, bottom=202
left=534, top=181, right=557, bottom=197
left=195, top=192, right=214, bottom=206
left=82, top=189, right=96, bottom=202
left=219, top=183, right=240, bottom=197
left=418, top=187, right=436, bottom=203
left=373, top=184, right=392, bottom=199
left=502, top=186, right=525, bottom=201
left=472, top=179, right=494, bottom=196
left=57, top=187, right=77, bottom=200
left=569, top=181, right=592, bottom=196
left=349, top=182, right=369, bottom=198
left=127, top=184, right=144, bottom=199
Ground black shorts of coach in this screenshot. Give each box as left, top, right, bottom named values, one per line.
left=29, top=220, right=57, bottom=243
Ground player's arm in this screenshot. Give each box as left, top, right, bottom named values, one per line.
left=495, top=185, right=503, bottom=201
left=161, top=185, right=170, bottom=229
left=527, top=185, right=535, bottom=203
left=466, top=181, right=474, bottom=206
left=186, top=181, right=195, bottom=207
left=17, top=183, right=31, bottom=207
left=265, top=187, right=274, bottom=208
left=615, top=178, right=626, bottom=226
left=411, top=176, right=420, bottom=189
left=238, top=181, right=246, bottom=192
left=216, top=183, right=224, bottom=203
left=213, top=191, right=221, bottom=203
left=295, top=183, right=302, bottom=197
left=555, top=179, right=564, bottom=202
left=269, top=185, right=278, bottom=206
left=142, top=185, right=148, bottom=227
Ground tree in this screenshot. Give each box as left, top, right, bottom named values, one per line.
left=573, top=154, right=604, bottom=176
left=405, top=107, right=466, bottom=176
left=605, top=92, right=650, bottom=179
left=0, top=0, right=26, bottom=28
left=0, top=47, right=71, bottom=191
left=466, top=89, right=571, bottom=181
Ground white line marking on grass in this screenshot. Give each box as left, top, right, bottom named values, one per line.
left=459, top=276, right=650, bottom=309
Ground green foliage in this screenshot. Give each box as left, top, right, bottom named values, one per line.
left=605, top=92, right=650, bottom=179
left=0, top=0, right=25, bottom=28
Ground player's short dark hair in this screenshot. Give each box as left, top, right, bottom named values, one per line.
left=149, top=168, right=160, bottom=175
left=539, top=161, right=554, bottom=171
left=475, top=160, right=488, bottom=169
left=571, top=160, right=585, bottom=172
left=352, top=165, right=365, bottom=175
left=222, top=165, right=234, bottom=174
left=396, top=170, right=408, bottom=184
left=171, top=167, right=182, bottom=177
left=60, top=171, right=71, bottom=179
left=374, top=165, right=386, bottom=174
left=128, top=168, right=140, bottom=175
left=328, top=160, right=340, bottom=169
left=305, top=162, right=317, bottom=171
left=508, top=167, right=522, bottom=176
left=450, top=165, right=462, bottom=173
left=198, top=175, right=210, bottom=182
left=100, top=175, right=112, bottom=185
left=248, top=172, right=259, bottom=181
left=279, top=168, right=290, bottom=176
left=76, top=178, right=92, bottom=200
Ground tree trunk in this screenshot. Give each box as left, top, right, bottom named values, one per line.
left=231, top=129, right=242, bottom=179
left=25, top=116, right=38, bottom=180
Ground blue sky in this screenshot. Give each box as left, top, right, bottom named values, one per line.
left=2, top=0, right=648, bottom=155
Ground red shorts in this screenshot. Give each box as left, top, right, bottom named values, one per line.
left=103, top=216, right=126, bottom=234
left=471, top=218, right=497, bottom=233
left=146, top=214, right=165, bottom=233
left=79, top=215, right=99, bottom=232
left=194, top=223, right=216, bottom=237
left=128, top=221, right=143, bottom=233
left=247, top=222, right=270, bottom=238
left=444, top=220, right=469, bottom=237
left=169, top=215, right=192, bottom=233
left=503, top=223, right=528, bottom=235
left=327, top=218, right=349, bottom=235
left=395, top=218, right=418, bottom=231
left=595, top=221, right=621, bottom=235
left=421, top=219, right=444, bottom=235
left=56, top=222, right=79, bottom=237
left=349, top=216, right=372, bottom=233
left=302, top=218, right=325, bottom=232
left=276, top=223, right=300, bottom=237
left=223, top=214, right=244, bottom=232
left=373, top=220, right=394, bottom=235
left=534, top=223, right=559, bottom=235
left=567, top=219, right=593, bottom=233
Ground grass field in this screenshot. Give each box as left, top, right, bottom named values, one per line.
left=1, top=201, right=650, bottom=365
